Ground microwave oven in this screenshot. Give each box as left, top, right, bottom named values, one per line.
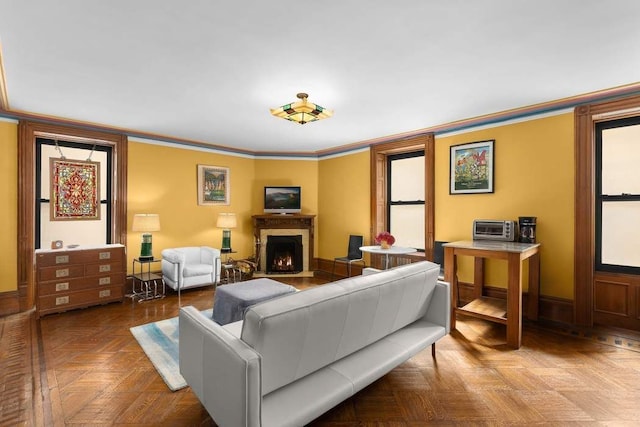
left=473, top=219, right=517, bottom=242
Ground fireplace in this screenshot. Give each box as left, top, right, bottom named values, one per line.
left=266, top=235, right=303, bottom=274
left=252, top=214, right=315, bottom=277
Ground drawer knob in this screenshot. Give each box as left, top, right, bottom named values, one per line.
left=55, top=296, right=69, bottom=306
left=55, top=255, right=69, bottom=264
left=55, top=282, right=69, bottom=292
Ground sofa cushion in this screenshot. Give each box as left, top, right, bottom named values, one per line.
left=241, top=260, right=440, bottom=395
left=183, top=263, right=213, bottom=277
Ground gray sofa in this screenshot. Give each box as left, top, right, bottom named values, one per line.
left=179, top=260, right=450, bottom=427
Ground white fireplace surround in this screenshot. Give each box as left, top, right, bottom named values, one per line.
left=258, top=228, right=311, bottom=277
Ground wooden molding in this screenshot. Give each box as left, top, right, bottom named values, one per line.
left=0, top=290, right=20, bottom=317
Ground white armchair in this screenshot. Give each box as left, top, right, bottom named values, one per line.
left=161, top=246, right=221, bottom=304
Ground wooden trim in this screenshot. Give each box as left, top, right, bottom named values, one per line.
left=17, top=120, right=127, bottom=313
left=574, top=94, right=640, bottom=326
left=18, top=121, right=36, bottom=311
left=425, top=134, right=435, bottom=258
left=0, top=290, right=20, bottom=316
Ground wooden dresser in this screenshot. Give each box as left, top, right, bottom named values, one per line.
left=35, top=244, right=126, bottom=317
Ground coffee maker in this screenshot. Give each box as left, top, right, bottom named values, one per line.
left=518, top=217, right=537, bottom=243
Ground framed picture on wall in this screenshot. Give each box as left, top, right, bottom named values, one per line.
left=50, top=158, right=101, bottom=220
left=449, top=140, right=495, bottom=194
left=197, top=165, right=230, bottom=205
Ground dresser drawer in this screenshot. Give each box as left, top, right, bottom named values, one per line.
left=38, top=264, right=85, bottom=282
left=85, top=261, right=124, bottom=276
left=37, top=285, right=124, bottom=316
left=36, top=246, right=125, bottom=267
left=76, top=248, right=125, bottom=264
left=36, top=251, right=80, bottom=267
left=38, top=273, right=125, bottom=296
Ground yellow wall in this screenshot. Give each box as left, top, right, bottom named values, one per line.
left=0, top=111, right=576, bottom=302
left=435, top=113, right=575, bottom=299
left=0, top=121, right=18, bottom=293
left=317, top=150, right=371, bottom=259
left=253, top=158, right=320, bottom=255
left=127, top=141, right=256, bottom=271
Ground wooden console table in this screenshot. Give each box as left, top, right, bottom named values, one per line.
left=443, top=240, right=541, bottom=349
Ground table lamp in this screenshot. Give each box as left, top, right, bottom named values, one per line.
left=217, top=213, right=237, bottom=253
left=132, top=213, right=160, bottom=260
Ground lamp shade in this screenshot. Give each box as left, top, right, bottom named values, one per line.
left=270, top=93, right=333, bottom=124
left=216, top=213, right=237, bottom=229
left=132, top=214, right=161, bottom=232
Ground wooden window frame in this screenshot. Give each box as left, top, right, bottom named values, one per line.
left=370, top=134, right=434, bottom=264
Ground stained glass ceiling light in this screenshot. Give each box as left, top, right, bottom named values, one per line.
left=270, top=92, right=333, bottom=124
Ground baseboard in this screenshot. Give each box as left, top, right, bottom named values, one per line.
left=0, top=290, right=21, bottom=317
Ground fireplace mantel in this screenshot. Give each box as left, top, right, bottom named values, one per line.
left=252, top=214, right=315, bottom=275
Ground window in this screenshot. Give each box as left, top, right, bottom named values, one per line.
left=35, top=138, right=113, bottom=249
left=370, top=134, right=434, bottom=261
left=387, top=151, right=425, bottom=250
left=595, top=116, right=640, bottom=273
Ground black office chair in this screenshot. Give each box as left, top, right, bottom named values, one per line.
left=331, top=235, right=365, bottom=280
left=433, top=240, right=447, bottom=279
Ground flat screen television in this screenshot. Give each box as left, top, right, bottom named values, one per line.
left=264, top=186, right=301, bottom=214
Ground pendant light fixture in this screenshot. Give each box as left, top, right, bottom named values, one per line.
left=270, top=92, right=333, bottom=124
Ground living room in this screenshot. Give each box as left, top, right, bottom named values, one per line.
left=2, top=1, right=640, bottom=425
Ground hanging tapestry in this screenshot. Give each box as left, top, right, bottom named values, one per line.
left=50, top=158, right=100, bottom=220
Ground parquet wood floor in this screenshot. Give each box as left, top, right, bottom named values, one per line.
left=2, top=277, right=640, bottom=426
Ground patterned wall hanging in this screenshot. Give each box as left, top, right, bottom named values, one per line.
left=50, top=158, right=101, bottom=220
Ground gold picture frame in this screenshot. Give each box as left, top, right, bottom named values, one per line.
left=197, top=165, right=230, bottom=205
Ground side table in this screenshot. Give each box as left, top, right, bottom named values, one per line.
left=359, top=245, right=417, bottom=269
left=128, top=258, right=165, bottom=302
left=221, top=262, right=241, bottom=284
left=443, top=240, right=541, bottom=349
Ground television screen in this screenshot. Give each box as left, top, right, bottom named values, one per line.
left=264, top=186, right=301, bottom=214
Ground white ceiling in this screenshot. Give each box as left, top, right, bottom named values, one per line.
left=1, top=1, right=639, bottom=154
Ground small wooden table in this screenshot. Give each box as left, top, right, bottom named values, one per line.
left=443, top=240, right=541, bottom=349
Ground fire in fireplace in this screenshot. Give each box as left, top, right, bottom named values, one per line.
left=266, top=235, right=303, bottom=274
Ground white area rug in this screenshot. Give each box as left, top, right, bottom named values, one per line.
left=130, top=308, right=213, bottom=391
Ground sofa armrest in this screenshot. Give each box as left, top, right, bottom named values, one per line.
left=201, top=246, right=222, bottom=282
left=423, top=280, right=451, bottom=334
left=162, top=248, right=186, bottom=265
left=161, top=249, right=186, bottom=284
left=179, top=306, right=262, bottom=427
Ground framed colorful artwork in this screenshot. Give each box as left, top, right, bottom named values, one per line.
left=50, top=158, right=101, bottom=220
left=450, top=140, right=495, bottom=194
left=197, top=165, right=230, bottom=205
